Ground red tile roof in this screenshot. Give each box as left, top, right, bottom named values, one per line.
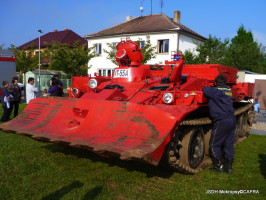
left=85, top=14, right=206, bottom=41
left=19, top=29, right=87, bottom=49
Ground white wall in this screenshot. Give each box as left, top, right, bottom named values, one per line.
left=87, top=32, right=202, bottom=76
left=245, top=74, right=266, bottom=83
left=179, top=34, right=200, bottom=54
left=237, top=71, right=246, bottom=83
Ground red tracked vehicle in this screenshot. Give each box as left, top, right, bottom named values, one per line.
left=0, top=40, right=255, bottom=174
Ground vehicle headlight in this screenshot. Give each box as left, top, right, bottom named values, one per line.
left=89, top=79, right=97, bottom=89
left=72, top=88, right=79, bottom=96
left=163, top=93, right=173, bottom=104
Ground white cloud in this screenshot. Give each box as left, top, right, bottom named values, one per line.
left=253, top=31, right=266, bottom=46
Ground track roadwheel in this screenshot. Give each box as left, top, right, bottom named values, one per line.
left=239, top=113, right=249, bottom=138
left=247, top=109, right=256, bottom=125
left=203, top=126, right=211, bottom=156
left=166, top=126, right=207, bottom=174
left=179, top=126, right=205, bottom=169
left=235, top=116, right=241, bottom=142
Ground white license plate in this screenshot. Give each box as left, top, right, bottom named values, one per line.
left=113, top=69, right=130, bottom=78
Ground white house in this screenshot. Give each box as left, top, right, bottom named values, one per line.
left=85, top=11, right=206, bottom=76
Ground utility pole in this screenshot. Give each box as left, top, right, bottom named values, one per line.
left=161, top=0, right=164, bottom=14
left=140, top=0, right=144, bottom=16
left=38, top=29, right=43, bottom=97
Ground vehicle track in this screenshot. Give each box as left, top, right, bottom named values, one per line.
left=167, top=104, right=254, bottom=174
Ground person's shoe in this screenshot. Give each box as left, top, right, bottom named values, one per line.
left=224, top=158, right=233, bottom=173
left=210, top=159, right=224, bottom=172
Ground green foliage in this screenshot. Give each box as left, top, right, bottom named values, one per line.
left=9, top=44, right=38, bottom=74
left=137, top=39, right=157, bottom=64
left=184, top=25, right=266, bottom=73
left=198, top=35, right=229, bottom=64
left=0, top=44, right=4, bottom=50
left=184, top=35, right=229, bottom=65
left=104, top=37, right=157, bottom=65
left=259, top=46, right=266, bottom=73
left=103, top=43, right=118, bottom=65
left=226, top=25, right=262, bottom=71
left=183, top=50, right=199, bottom=64
left=9, top=44, right=38, bottom=84
left=46, top=41, right=97, bottom=77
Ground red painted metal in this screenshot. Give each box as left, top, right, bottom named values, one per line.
left=0, top=56, right=16, bottom=62
left=115, top=40, right=143, bottom=66
left=0, top=40, right=255, bottom=166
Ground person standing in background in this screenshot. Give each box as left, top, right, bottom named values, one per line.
left=52, top=74, right=63, bottom=88
left=254, top=98, right=260, bottom=123
left=26, top=77, right=38, bottom=104
left=49, top=78, right=63, bottom=96
left=42, top=88, right=49, bottom=97
left=1, top=81, right=12, bottom=122
left=8, top=77, right=21, bottom=118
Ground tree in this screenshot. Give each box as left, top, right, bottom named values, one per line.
left=0, top=44, right=4, bottom=50
left=226, top=25, right=261, bottom=72
left=183, top=35, right=229, bottom=65
left=138, top=40, right=157, bottom=64
left=183, top=26, right=266, bottom=74
left=258, top=45, right=266, bottom=73
left=183, top=50, right=199, bottom=64
left=46, top=41, right=97, bottom=77
left=9, top=44, right=38, bottom=85
left=103, top=38, right=157, bottom=65
left=104, top=43, right=118, bottom=65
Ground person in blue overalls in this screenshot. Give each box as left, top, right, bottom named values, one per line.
left=203, top=75, right=236, bottom=173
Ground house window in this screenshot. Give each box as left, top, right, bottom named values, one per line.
left=112, top=42, right=119, bottom=53
left=94, top=43, right=102, bottom=54
left=35, top=50, right=42, bottom=55
left=134, top=41, right=145, bottom=49
left=102, top=69, right=106, bottom=76
left=158, top=39, right=169, bottom=53
left=98, top=68, right=114, bottom=77
left=139, top=41, right=145, bottom=49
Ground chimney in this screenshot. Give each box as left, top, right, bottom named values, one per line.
left=126, top=16, right=133, bottom=21
left=64, top=28, right=69, bottom=31
left=174, top=10, right=181, bottom=23
left=53, top=30, right=58, bottom=32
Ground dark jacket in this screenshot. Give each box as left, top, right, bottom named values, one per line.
left=48, top=85, right=63, bottom=96
left=58, top=79, right=63, bottom=87
left=1, top=87, right=10, bottom=107
left=203, top=85, right=234, bottom=121
left=8, top=83, right=21, bottom=102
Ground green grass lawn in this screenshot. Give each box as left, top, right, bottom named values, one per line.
left=0, top=104, right=265, bottom=200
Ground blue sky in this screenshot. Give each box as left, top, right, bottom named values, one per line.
left=1, top=0, right=266, bottom=47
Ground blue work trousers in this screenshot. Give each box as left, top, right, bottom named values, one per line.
left=209, top=117, right=236, bottom=160
left=1, top=105, right=11, bottom=122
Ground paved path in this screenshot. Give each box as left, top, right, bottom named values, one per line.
left=250, top=110, right=266, bottom=136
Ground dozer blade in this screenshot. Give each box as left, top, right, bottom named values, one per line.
left=0, top=97, right=196, bottom=165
